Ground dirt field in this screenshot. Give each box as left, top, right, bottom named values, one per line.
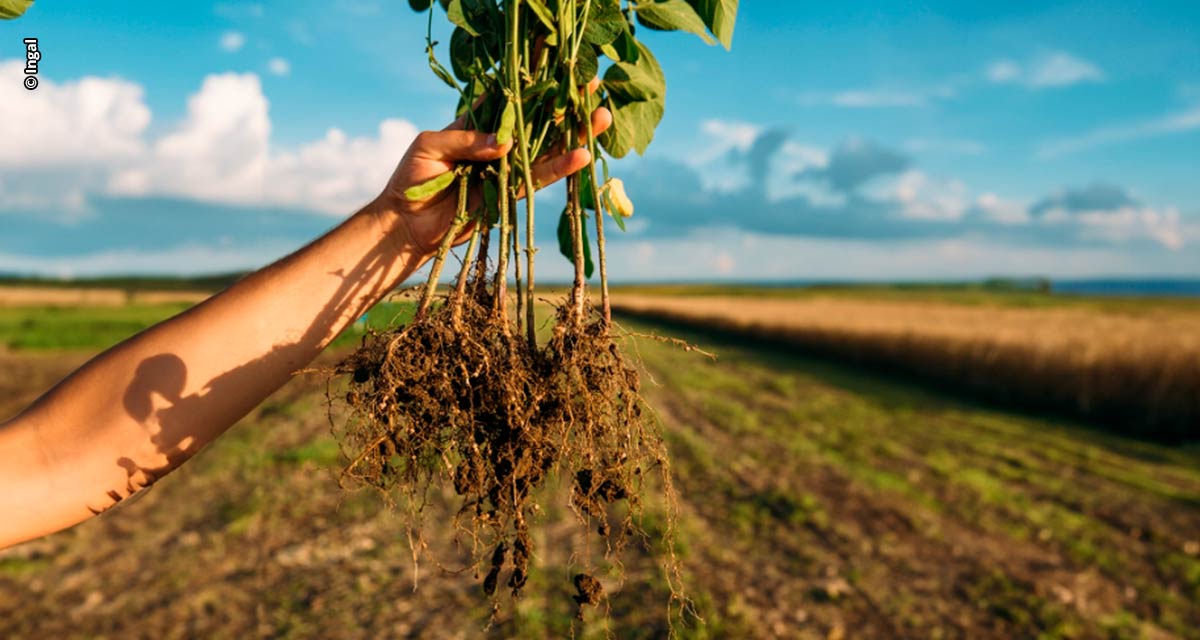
left=2, top=305, right=1199, bottom=639
left=612, top=293, right=1200, bottom=440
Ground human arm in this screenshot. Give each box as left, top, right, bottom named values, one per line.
left=0, top=106, right=611, bottom=549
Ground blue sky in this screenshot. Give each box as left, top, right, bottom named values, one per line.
left=1, top=0, right=1198, bottom=280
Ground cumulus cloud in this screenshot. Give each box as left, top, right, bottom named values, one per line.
left=1, top=62, right=420, bottom=218
left=1030, top=184, right=1183, bottom=249
left=987, top=51, right=1105, bottom=89
left=0, top=61, right=150, bottom=169
left=797, top=138, right=910, bottom=194
left=611, top=128, right=1190, bottom=254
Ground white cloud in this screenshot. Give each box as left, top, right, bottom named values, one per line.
left=987, top=59, right=1022, bottom=84
left=1037, top=104, right=1200, bottom=158
left=881, top=171, right=971, bottom=221
left=267, top=57, right=291, bottom=76
left=829, top=89, right=927, bottom=108
left=0, top=63, right=419, bottom=216
left=795, top=88, right=931, bottom=109
left=987, top=52, right=1104, bottom=89
left=0, top=60, right=150, bottom=169
left=695, top=119, right=760, bottom=163
left=1029, top=52, right=1105, bottom=88
left=975, top=193, right=1030, bottom=225
left=107, top=72, right=418, bottom=214
left=109, top=73, right=271, bottom=203
left=904, top=138, right=986, bottom=156
left=1040, top=204, right=1184, bottom=250
left=219, top=31, right=246, bottom=52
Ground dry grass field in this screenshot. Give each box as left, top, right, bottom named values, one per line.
left=612, top=293, right=1200, bottom=440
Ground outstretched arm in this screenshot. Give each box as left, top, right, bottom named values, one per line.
left=0, top=106, right=610, bottom=549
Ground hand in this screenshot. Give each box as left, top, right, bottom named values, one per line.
left=377, top=79, right=614, bottom=258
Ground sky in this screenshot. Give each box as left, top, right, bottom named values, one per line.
left=1, top=0, right=1198, bottom=281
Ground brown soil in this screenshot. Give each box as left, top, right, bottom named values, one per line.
left=332, top=290, right=673, bottom=619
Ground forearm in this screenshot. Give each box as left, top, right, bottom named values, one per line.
left=0, top=199, right=424, bottom=548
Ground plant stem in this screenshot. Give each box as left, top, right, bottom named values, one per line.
left=567, top=170, right=587, bottom=321
left=508, top=0, right=539, bottom=349
left=511, top=192, right=524, bottom=337
left=452, top=222, right=481, bottom=327
left=583, top=104, right=611, bottom=325
left=493, top=157, right=512, bottom=323
left=416, top=169, right=472, bottom=320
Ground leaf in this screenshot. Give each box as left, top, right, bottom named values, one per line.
left=583, top=0, right=625, bottom=46
left=603, top=52, right=664, bottom=102
left=575, top=44, right=599, bottom=86
left=611, top=27, right=641, bottom=63
left=524, top=0, right=559, bottom=39
left=407, top=0, right=432, bottom=11
left=557, top=208, right=595, bottom=279
left=600, top=42, right=666, bottom=157
left=495, top=99, right=516, bottom=145
left=446, top=0, right=495, bottom=38
left=404, top=170, right=457, bottom=201
left=634, top=0, right=714, bottom=45
left=600, top=97, right=664, bottom=158
left=685, top=0, right=739, bottom=49
left=0, top=0, right=33, bottom=19
left=449, top=27, right=475, bottom=81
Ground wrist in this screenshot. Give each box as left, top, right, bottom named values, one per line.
left=362, top=197, right=432, bottom=266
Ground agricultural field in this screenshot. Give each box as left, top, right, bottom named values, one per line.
left=612, top=288, right=1200, bottom=441
left=2, top=286, right=1200, bottom=638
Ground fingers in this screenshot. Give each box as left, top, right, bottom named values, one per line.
left=413, top=129, right=513, bottom=163
left=526, top=148, right=592, bottom=193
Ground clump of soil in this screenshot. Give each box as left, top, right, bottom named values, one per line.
left=332, top=279, right=671, bottom=617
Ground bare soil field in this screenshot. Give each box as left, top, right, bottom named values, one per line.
left=3, top=313, right=1199, bottom=638
left=612, top=294, right=1200, bottom=440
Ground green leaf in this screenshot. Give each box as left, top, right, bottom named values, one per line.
left=407, top=0, right=432, bottom=11
left=634, top=0, right=714, bottom=45
left=495, top=99, right=516, bottom=145
left=446, top=0, right=495, bottom=38
left=685, top=0, right=739, bottom=49
left=404, top=170, right=457, bottom=201
left=522, top=78, right=558, bottom=101
left=583, top=0, right=625, bottom=46
left=603, top=52, right=664, bottom=102
left=557, top=208, right=595, bottom=279
left=610, top=27, right=641, bottom=63
left=525, top=0, right=559, bottom=39
left=600, top=96, right=664, bottom=158
left=0, top=0, right=33, bottom=19
left=601, top=42, right=666, bottom=157
left=575, top=44, right=599, bottom=86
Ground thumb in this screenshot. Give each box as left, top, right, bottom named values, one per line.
left=412, top=130, right=512, bottom=163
